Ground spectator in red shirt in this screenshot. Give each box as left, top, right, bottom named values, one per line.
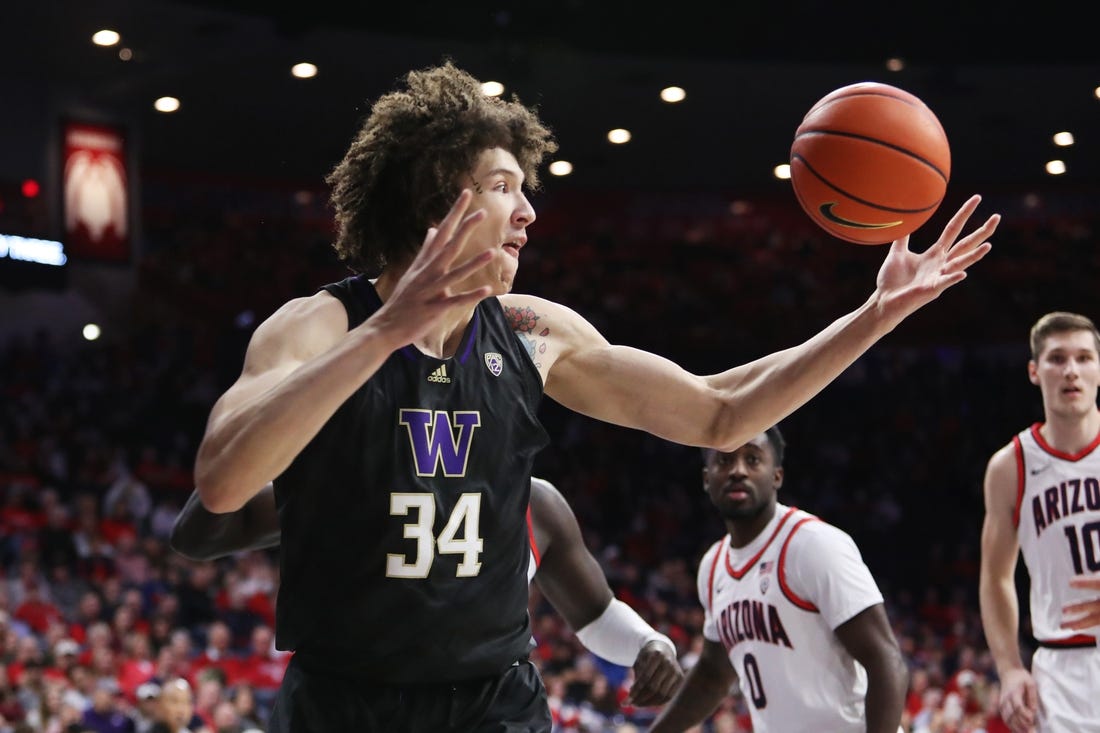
left=0, top=666, right=27, bottom=725
left=77, top=622, right=114, bottom=665
left=118, top=630, right=157, bottom=702
left=232, top=625, right=287, bottom=691
left=6, top=634, right=46, bottom=683
left=47, top=637, right=82, bottom=684
left=13, top=582, right=62, bottom=634
left=189, top=621, right=237, bottom=685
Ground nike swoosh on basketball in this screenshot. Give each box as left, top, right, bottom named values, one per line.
left=819, top=202, right=903, bottom=231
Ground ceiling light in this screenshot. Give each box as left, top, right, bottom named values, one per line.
left=92, top=30, right=120, bottom=47
left=548, top=160, right=573, bottom=176
left=1045, top=160, right=1066, bottom=175
left=291, top=63, right=317, bottom=79
left=660, top=86, right=686, bottom=103
left=481, top=81, right=504, bottom=97
left=154, top=96, right=180, bottom=113
left=607, top=129, right=631, bottom=144
left=1053, top=131, right=1074, bottom=146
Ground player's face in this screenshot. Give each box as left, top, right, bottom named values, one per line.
left=703, top=434, right=783, bottom=521
left=1029, top=330, right=1100, bottom=420
left=452, top=147, right=536, bottom=296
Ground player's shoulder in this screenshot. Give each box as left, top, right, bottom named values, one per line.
left=498, top=294, right=589, bottom=329
left=696, top=536, right=727, bottom=578
left=781, top=512, right=864, bottom=564
left=985, top=434, right=1024, bottom=482
left=498, top=292, right=556, bottom=310
left=245, top=290, right=346, bottom=366
left=529, top=477, right=566, bottom=511
left=260, top=289, right=345, bottom=332
left=788, top=512, right=852, bottom=545
left=528, top=477, right=577, bottom=549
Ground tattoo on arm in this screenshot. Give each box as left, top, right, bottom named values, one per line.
left=504, top=305, right=549, bottom=369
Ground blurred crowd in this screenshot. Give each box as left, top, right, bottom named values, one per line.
left=4, top=177, right=1099, bottom=732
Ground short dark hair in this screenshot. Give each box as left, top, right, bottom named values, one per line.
left=1029, top=311, right=1100, bottom=360
left=701, top=425, right=786, bottom=466
left=325, top=60, right=558, bottom=274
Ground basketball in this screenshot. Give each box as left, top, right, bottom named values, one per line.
left=789, top=81, right=951, bottom=245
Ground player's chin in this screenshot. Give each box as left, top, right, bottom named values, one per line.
left=497, top=265, right=518, bottom=293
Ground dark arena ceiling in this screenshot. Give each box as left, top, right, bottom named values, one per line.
left=7, top=1, right=1100, bottom=192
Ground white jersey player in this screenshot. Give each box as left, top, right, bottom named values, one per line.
left=981, top=311, right=1100, bottom=733
left=650, top=426, right=908, bottom=733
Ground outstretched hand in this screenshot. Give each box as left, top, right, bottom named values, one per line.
left=372, top=188, right=493, bottom=346
left=873, top=194, right=999, bottom=326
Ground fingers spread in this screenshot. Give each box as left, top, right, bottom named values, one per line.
left=946, top=214, right=1001, bottom=259
left=423, top=189, right=477, bottom=257
left=937, top=194, right=982, bottom=248
left=943, top=242, right=993, bottom=274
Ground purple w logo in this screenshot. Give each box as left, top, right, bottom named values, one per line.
left=399, top=410, right=482, bottom=477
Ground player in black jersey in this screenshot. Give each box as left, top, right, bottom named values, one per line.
left=170, top=477, right=685, bottom=707
left=192, top=61, right=998, bottom=731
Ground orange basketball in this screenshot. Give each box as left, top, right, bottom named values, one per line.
left=789, top=81, right=950, bottom=245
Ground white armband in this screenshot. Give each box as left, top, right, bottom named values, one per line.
left=574, top=599, right=675, bottom=667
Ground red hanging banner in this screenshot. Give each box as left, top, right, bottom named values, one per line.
left=62, top=121, right=130, bottom=262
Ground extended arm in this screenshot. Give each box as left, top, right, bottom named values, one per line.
left=834, top=604, right=908, bottom=733
left=170, top=485, right=280, bottom=561
left=195, top=191, right=492, bottom=512
left=533, top=197, right=997, bottom=452
left=530, top=478, right=681, bottom=704
left=647, top=639, right=736, bottom=733
left=979, top=444, right=1037, bottom=733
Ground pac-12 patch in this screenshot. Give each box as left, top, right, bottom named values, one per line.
left=484, top=352, right=503, bottom=376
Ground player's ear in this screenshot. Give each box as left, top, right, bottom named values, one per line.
left=1027, top=359, right=1040, bottom=386
left=773, top=467, right=784, bottom=489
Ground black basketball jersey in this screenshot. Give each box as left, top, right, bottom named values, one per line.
left=272, top=275, right=549, bottom=684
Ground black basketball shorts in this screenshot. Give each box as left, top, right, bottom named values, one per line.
left=268, top=656, right=551, bottom=733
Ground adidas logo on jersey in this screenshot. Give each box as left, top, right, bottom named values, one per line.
left=427, top=364, right=451, bottom=384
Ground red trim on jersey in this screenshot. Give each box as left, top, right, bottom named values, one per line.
left=526, top=505, right=541, bottom=568
left=707, top=536, right=728, bottom=615
left=1036, top=634, right=1096, bottom=648
left=724, top=506, right=798, bottom=579
left=1029, top=422, right=1100, bottom=461
left=777, top=516, right=822, bottom=613
left=1012, top=434, right=1026, bottom=529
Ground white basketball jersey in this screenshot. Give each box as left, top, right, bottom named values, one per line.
left=1014, top=423, right=1100, bottom=645
left=698, top=504, right=884, bottom=733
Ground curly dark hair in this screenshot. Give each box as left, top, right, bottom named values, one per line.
left=325, top=60, right=558, bottom=274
